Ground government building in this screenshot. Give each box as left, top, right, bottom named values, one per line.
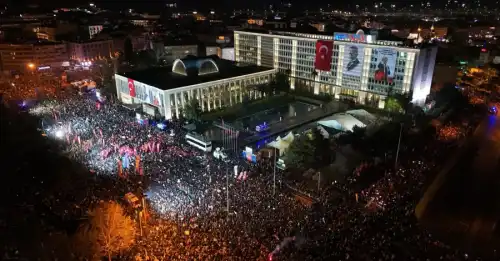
left=115, top=57, right=275, bottom=120
left=234, top=28, right=437, bottom=108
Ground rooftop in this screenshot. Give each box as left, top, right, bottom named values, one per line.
left=236, top=28, right=431, bottom=49
left=119, top=57, right=273, bottom=91
left=0, top=40, right=65, bottom=46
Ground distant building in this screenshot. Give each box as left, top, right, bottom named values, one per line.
left=109, top=33, right=148, bottom=53
left=0, top=41, right=68, bottom=71
left=219, top=47, right=235, bottom=61
left=478, top=49, right=490, bottom=65
left=152, top=38, right=198, bottom=63
left=115, top=57, right=275, bottom=119
left=67, top=39, right=113, bottom=63
left=87, top=25, right=104, bottom=39
left=310, top=22, right=326, bottom=32
left=129, top=16, right=157, bottom=30
left=33, top=22, right=78, bottom=41
left=164, top=44, right=198, bottom=63
left=206, top=46, right=218, bottom=56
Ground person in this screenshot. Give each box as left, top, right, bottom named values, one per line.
left=374, top=56, right=392, bottom=83
left=346, top=46, right=360, bottom=72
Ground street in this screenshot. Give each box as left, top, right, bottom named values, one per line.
left=423, top=113, right=500, bottom=258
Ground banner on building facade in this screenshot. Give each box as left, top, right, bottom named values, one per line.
left=314, top=40, right=334, bottom=71
left=372, top=48, right=397, bottom=84
left=147, top=88, right=164, bottom=108
left=343, top=45, right=364, bottom=76
left=128, top=79, right=136, bottom=97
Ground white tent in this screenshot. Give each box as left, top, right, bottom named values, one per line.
left=317, top=113, right=366, bottom=132
left=268, top=132, right=295, bottom=156
left=346, top=109, right=377, bottom=124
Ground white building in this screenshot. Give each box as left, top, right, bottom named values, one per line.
left=234, top=29, right=437, bottom=108
left=67, top=39, right=113, bottom=62
left=0, top=42, right=69, bottom=71
left=88, top=25, right=103, bottom=39
left=115, top=57, right=275, bottom=120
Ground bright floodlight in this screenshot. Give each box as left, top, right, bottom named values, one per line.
left=55, top=130, right=64, bottom=138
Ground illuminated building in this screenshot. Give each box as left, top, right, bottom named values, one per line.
left=88, top=25, right=103, bottom=39
left=115, top=57, right=275, bottom=119
left=234, top=29, right=437, bottom=107
left=0, top=42, right=68, bottom=71
left=67, top=39, right=113, bottom=62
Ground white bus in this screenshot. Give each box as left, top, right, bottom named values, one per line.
left=185, top=133, right=212, bottom=152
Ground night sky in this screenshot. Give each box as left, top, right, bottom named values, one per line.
left=1, top=0, right=498, bottom=12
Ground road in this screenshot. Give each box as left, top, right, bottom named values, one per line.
left=422, top=113, right=500, bottom=257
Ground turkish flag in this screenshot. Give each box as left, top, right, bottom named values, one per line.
left=128, top=79, right=136, bottom=97
left=314, top=40, right=333, bottom=71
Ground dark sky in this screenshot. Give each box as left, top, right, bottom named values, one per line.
left=3, top=0, right=492, bottom=12
left=1, top=0, right=354, bottom=11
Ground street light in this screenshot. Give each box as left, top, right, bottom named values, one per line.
left=27, top=63, right=35, bottom=69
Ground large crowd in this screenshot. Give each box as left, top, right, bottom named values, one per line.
left=2, top=80, right=485, bottom=261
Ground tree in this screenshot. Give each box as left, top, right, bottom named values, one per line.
left=337, top=125, right=367, bottom=150
left=286, top=135, right=316, bottom=170
left=75, top=201, right=136, bottom=261
left=286, top=129, right=334, bottom=170
left=311, top=128, right=333, bottom=167
left=124, top=37, right=134, bottom=63
left=384, top=96, right=403, bottom=112
left=183, top=99, right=202, bottom=122
left=270, top=71, right=290, bottom=94
left=385, top=88, right=411, bottom=114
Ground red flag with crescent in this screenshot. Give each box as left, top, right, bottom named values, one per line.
left=128, top=79, right=136, bottom=97
left=314, top=40, right=333, bottom=71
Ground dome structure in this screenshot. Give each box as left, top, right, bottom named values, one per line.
left=197, top=59, right=219, bottom=75
left=171, top=58, right=220, bottom=76
left=172, top=59, right=188, bottom=76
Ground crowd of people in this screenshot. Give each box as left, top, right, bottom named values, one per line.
left=2, top=80, right=485, bottom=261
left=438, top=125, right=466, bottom=142
left=0, top=73, right=62, bottom=101
left=27, top=91, right=311, bottom=260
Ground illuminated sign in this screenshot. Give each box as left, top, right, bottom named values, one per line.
left=334, top=32, right=375, bottom=43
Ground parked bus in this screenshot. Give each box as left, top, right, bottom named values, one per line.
left=185, top=132, right=212, bottom=152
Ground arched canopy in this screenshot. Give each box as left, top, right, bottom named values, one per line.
left=172, top=59, right=187, bottom=75
left=197, top=59, right=219, bottom=75
left=172, top=58, right=219, bottom=76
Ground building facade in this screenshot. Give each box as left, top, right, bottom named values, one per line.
left=115, top=58, right=275, bottom=120
left=0, top=42, right=68, bottom=71
left=67, top=39, right=113, bottom=62
left=164, top=44, right=198, bottom=63
left=234, top=29, right=437, bottom=107
left=88, top=25, right=104, bottom=39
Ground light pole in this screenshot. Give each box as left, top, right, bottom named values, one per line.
left=273, top=147, right=276, bottom=196
left=317, top=172, right=321, bottom=192
left=394, top=123, right=403, bottom=169
left=226, top=166, right=229, bottom=216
